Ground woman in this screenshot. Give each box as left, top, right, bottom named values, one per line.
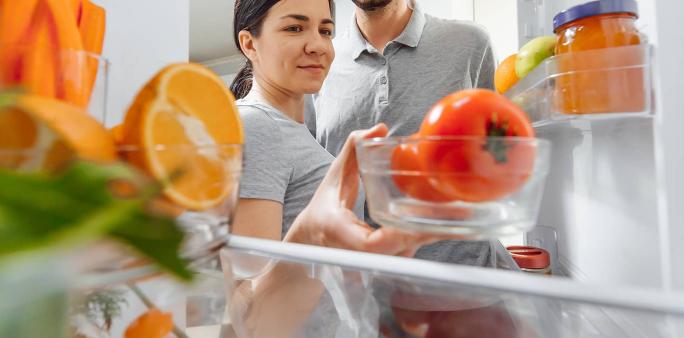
left=229, top=0, right=359, bottom=241
left=229, top=0, right=436, bottom=254
left=225, top=1, right=457, bottom=336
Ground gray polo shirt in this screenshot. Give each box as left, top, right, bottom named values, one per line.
left=306, top=1, right=496, bottom=267
left=306, top=1, right=495, bottom=155
left=237, top=99, right=365, bottom=238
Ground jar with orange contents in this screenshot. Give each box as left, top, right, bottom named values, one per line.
left=553, top=0, right=646, bottom=115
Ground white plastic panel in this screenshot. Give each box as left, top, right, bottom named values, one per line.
left=98, top=0, right=189, bottom=127
left=652, top=1, right=684, bottom=291
left=474, top=0, right=518, bottom=59
left=505, top=44, right=661, bottom=287
left=534, top=116, right=661, bottom=287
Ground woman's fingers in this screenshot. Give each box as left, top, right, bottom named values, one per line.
left=326, top=209, right=375, bottom=251
left=364, top=227, right=411, bottom=255
left=335, top=123, right=388, bottom=209
left=338, top=123, right=389, bottom=160
left=331, top=123, right=388, bottom=175
left=361, top=227, right=432, bottom=256
left=361, top=226, right=466, bottom=257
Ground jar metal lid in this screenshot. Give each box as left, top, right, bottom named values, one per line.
left=553, top=0, right=639, bottom=33
left=507, top=245, right=550, bottom=270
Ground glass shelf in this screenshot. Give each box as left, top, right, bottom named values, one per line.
left=505, top=44, right=653, bottom=127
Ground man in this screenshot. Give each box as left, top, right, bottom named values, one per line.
left=306, top=0, right=496, bottom=266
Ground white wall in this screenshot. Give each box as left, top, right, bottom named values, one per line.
left=637, top=0, right=658, bottom=44
left=417, top=0, right=474, bottom=21
left=96, top=0, right=190, bottom=127
left=190, top=0, right=235, bottom=62
left=222, top=73, right=237, bottom=86
left=473, top=0, right=518, bottom=61
left=334, top=0, right=356, bottom=35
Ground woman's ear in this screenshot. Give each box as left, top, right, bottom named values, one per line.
left=238, top=30, right=258, bottom=64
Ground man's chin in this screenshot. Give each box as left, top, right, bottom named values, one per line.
left=352, top=0, right=392, bottom=11
left=301, top=83, right=326, bottom=95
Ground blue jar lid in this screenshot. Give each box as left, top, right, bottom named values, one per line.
left=553, top=0, right=639, bottom=33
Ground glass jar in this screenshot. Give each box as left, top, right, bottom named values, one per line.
left=553, top=0, right=646, bottom=115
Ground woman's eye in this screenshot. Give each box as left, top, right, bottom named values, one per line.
left=285, top=26, right=303, bottom=33
left=320, top=28, right=333, bottom=36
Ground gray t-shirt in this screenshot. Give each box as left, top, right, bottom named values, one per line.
left=305, top=1, right=495, bottom=267
left=237, top=100, right=364, bottom=238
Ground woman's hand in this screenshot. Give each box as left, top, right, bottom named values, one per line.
left=285, top=123, right=457, bottom=257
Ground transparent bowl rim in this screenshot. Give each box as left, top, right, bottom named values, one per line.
left=0, top=143, right=244, bottom=155
left=116, top=143, right=243, bottom=152
left=0, top=43, right=109, bottom=63
left=358, top=135, right=551, bottom=148
left=357, top=136, right=551, bottom=175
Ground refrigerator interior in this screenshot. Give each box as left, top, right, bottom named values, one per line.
left=215, top=235, right=684, bottom=338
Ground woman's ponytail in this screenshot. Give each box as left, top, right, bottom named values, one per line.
left=230, top=60, right=253, bottom=99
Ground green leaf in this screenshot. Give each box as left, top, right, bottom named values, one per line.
left=0, top=161, right=193, bottom=281
left=110, top=210, right=193, bottom=281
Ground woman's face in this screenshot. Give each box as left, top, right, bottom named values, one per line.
left=246, top=0, right=335, bottom=95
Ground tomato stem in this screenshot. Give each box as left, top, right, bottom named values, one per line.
left=485, top=116, right=512, bottom=163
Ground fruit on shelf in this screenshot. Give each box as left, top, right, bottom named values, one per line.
left=119, top=63, right=244, bottom=211
left=495, top=54, right=520, bottom=94
left=515, top=36, right=557, bottom=79
left=0, top=93, right=116, bottom=172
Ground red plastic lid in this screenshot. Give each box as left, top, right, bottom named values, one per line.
left=507, top=246, right=550, bottom=269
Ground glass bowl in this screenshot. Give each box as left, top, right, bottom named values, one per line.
left=0, top=45, right=109, bottom=123
left=356, top=136, right=551, bottom=239
left=117, top=144, right=243, bottom=261
left=0, top=254, right=71, bottom=338
left=0, top=143, right=242, bottom=277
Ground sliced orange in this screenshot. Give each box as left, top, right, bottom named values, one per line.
left=120, top=63, right=243, bottom=211
left=124, top=309, right=174, bottom=338
left=0, top=94, right=116, bottom=171
left=110, top=123, right=124, bottom=144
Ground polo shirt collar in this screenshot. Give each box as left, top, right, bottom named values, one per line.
left=347, top=0, right=427, bottom=60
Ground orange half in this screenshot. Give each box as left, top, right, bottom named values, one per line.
left=120, top=63, right=243, bottom=210
left=0, top=94, right=116, bottom=171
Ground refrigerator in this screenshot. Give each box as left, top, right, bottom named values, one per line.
left=5, top=1, right=682, bottom=337
left=205, top=0, right=684, bottom=337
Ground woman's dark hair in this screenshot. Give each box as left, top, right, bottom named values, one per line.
left=230, top=0, right=335, bottom=99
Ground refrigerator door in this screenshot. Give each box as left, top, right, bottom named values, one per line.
left=220, top=235, right=684, bottom=338
left=504, top=44, right=661, bottom=288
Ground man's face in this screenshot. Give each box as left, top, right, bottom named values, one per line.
left=352, top=0, right=393, bottom=11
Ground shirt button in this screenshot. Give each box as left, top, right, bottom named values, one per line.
left=380, top=76, right=387, bottom=85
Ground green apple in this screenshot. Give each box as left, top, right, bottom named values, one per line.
left=515, top=36, right=557, bottom=79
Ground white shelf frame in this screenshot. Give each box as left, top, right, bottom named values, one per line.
left=653, top=1, right=684, bottom=292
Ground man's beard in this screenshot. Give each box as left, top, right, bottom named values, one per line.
left=352, top=0, right=393, bottom=12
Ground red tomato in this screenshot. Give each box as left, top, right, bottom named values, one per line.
left=391, top=136, right=455, bottom=203
left=417, top=89, right=535, bottom=202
